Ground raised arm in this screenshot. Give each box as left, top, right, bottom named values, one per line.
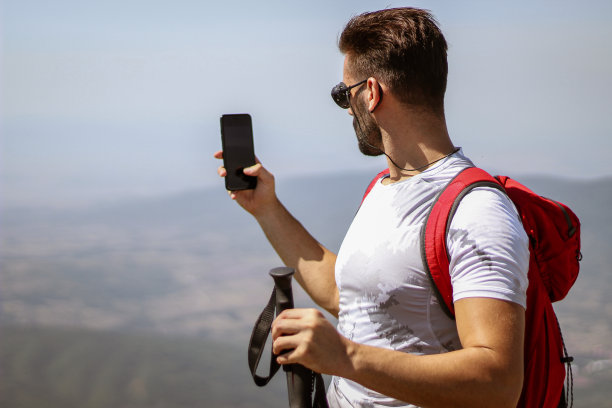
left=214, top=151, right=339, bottom=316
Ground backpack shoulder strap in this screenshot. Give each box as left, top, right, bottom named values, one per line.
left=361, top=169, right=390, bottom=205
left=421, top=167, right=504, bottom=318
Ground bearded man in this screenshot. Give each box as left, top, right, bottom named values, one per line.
left=215, top=7, right=528, bottom=408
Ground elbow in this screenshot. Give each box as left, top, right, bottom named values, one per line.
left=461, top=352, right=523, bottom=408
left=497, top=352, right=524, bottom=408
left=482, top=365, right=523, bottom=408
left=313, top=286, right=339, bottom=318
left=324, top=288, right=340, bottom=318
left=503, top=371, right=524, bottom=408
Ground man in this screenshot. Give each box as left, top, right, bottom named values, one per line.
left=215, top=7, right=529, bottom=408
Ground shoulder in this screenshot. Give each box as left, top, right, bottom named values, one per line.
left=447, top=186, right=529, bottom=308
left=448, top=185, right=528, bottom=253
left=453, top=187, right=519, bottom=226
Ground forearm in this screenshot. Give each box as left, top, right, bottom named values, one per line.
left=255, top=198, right=339, bottom=316
left=341, top=342, right=522, bottom=408
left=333, top=298, right=525, bottom=407
left=214, top=154, right=339, bottom=313
left=272, top=299, right=523, bottom=407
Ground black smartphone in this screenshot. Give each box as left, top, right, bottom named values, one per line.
left=220, top=113, right=257, bottom=190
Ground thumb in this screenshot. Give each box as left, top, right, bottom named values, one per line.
left=244, top=163, right=273, bottom=183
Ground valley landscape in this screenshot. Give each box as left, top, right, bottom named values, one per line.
left=1, top=171, right=611, bottom=407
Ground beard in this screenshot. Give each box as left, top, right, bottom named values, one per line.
left=351, top=96, right=383, bottom=157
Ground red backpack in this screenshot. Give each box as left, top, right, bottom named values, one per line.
left=362, top=167, right=581, bottom=408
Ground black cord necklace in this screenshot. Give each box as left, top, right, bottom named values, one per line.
left=386, top=147, right=461, bottom=172
left=353, top=109, right=460, bottom=173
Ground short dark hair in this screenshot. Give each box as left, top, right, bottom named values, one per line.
left=339, top=7, right=448, bottom=113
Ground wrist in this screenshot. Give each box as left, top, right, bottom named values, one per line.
left=252, top=196, right=284, bottom=222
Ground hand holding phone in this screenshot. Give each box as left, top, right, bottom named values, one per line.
left=220, top=113, right=257, bottom=191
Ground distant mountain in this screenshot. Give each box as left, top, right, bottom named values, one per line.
left=1, top=171, right=611, bottom=406
left=1, top=171, right=611, bottom=338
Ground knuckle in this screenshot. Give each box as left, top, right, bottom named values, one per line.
left=272, top=340, right=282, bottom=354
left=304, top=319, right=317, bottom=331
left=305, top=309, right=323, bottom=324
left=292, top=346, right=305, bottom=359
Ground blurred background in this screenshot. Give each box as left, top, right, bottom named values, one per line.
left=1, top=0, right=611, bottom=407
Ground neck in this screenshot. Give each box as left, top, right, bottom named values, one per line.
left=376, top=104, right=455, bottom=182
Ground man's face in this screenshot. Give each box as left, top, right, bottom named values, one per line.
left=343, top=56, right=383, bottom=157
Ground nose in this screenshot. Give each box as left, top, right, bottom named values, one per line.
left=348, top=106, right=354, bottom=116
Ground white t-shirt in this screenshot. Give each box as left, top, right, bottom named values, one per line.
left=328, top=150, right=529, bottom=408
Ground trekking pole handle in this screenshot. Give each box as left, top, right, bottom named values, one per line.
left=269, top=267, right=296, bottom=373
left=270, top=267, right=295, bottom=312
left=270, top=267, right=316, bottom=408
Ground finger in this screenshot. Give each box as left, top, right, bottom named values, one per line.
left=242, top=159, right=276, bottom=186
left=276, top=308, right=313, bottom=320
left=271, top=319, right=302, bottom=340
left=273, top=335, right=300, bottom=357
left=243, top=162, right=263, bottom=176
left=243, top=162, right=273, bottom=183
left=217, top=165, right=227, bottom=177
left=276, top=348, right=297, bottom=365
left=276, top=353, right=292, bottom=365
left=213, top=150, right=223, bottom=159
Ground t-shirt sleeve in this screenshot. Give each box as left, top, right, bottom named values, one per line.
left=446, top=187, right=529, bottom=308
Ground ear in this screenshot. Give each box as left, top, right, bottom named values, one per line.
left=366, top=78, right=383, bottom=112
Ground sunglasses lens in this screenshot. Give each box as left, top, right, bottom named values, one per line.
left=331, top=82, right=350, bottom=109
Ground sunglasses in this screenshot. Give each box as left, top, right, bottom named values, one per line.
left=331, top=79, right=367, bottom=109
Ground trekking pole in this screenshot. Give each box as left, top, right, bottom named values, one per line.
left=269, top=267, right=315, bottom=408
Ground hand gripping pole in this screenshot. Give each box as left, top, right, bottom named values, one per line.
left=248, top=267, right=328, bottom=408
left=269, top=267, right=314, bottom=408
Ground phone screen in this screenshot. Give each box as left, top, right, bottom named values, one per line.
left=220, top=114, right=257, bottom=190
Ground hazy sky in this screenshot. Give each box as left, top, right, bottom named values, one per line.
left=1, top=0, right=611, bottom=208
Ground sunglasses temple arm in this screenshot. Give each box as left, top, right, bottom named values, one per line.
left=347, top=79, right=368, bottom=91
